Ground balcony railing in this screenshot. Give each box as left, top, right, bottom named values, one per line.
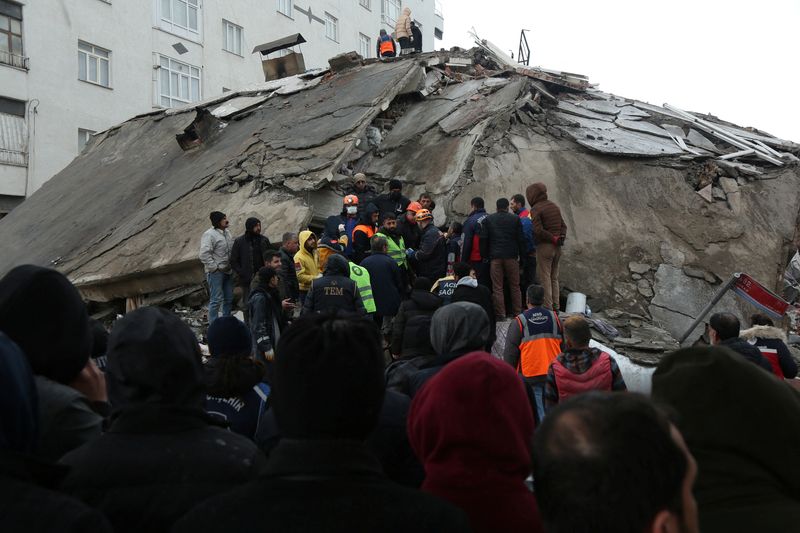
left=0, top=50, right=29, bottom=70
left=0, top=148, right=28, bottom=167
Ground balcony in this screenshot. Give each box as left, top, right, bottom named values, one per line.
left=0, top=148, right=27, bottom=167
left=0, top=50, right=29, bottom=70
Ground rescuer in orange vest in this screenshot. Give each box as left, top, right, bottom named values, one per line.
left=376, top=29, right=396, bottom=58
left=352, top=203, right=379, bottom=264
left=502, top=284, right=563, bottom=422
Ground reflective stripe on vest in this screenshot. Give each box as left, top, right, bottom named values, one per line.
left=516, top=309, right=562, bottom=378
left=376, top=232, right=407, bottom=268
left=349, top=263, right=376, bottom=313
left=552, top=352, right=612, bottom=402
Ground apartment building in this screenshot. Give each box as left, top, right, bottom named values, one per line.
left=0, top=0, right=444, bottom=215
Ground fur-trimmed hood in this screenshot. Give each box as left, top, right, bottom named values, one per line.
left=740, top=325, right=787, bottom=342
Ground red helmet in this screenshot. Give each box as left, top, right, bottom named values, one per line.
left=343, top=195, right=359, bottom=206
left=407, top=201, right=423, bottom=213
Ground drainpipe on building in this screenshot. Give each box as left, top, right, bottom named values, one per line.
left=24, top=99, right=39, bottom=198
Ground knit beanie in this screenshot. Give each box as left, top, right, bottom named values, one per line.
left=0, top=265, right=91, bottom=384
left=210, top=211, right=226, bottom=228
left=354, top=173, right=366, bottom=183
left=207, top=316, right=252, bottom=358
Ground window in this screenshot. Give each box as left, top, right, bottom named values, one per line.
left=359, top=0, right=370, bottom=9
left=157, top=55, right=200, bottom=108
left=78, top=129, right=96, bottom=153
left=0, top=96, right=27, bottom=166
left=359, top=33, right=371, bottom=59
left=277, top=0, right=292, bottom=18
left=78, top=41, right=110, bottom=87
left=222, top=20, right=242, bottom=56
left=0, top=1, right=24, bottom=68
left=159, top=0, right=200, bottom=39
left=324, top=12, right=338, bottom=42
left=383, top=0, right=400, bottom=25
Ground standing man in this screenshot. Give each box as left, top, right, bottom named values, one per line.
left=293, top=230, right=320, bottom=305
left=376, top=29, right=396, bottom=58
left=343, top=173, right=377, bottom=216
left=362, top=236, right=403, bottom=337
left=511, top=194, right=536, bottom=299
left=411, top=209, right=447, bottom=283
left=278, top=232, right=300, bottom=304
left=375, top=213, right=410, bottom=293
left=480, top=198, right=526, bottom=319
left=394, top=7, right=413, bottom=54
left=301, top=255, right=367, bottom=316
left=544, top=316, right=627, bottom=413
left=397, top=201, right=422, bottom=251
left=230, top=217, right=272, bottom=323
left=373, top=179, right=410, bottom=220
left=503, top=284, right=563, bottom=422
left=527, top=183, right=566, bottom=311
left=352, top=204, right=379, bottom=264
left=410, top=21, right=422, bottom=53
left=461, top=197, right=489, bottom=288
left=199, top=211, right=234, bottom=324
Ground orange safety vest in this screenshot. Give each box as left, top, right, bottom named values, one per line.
left=379, top=38, right=395, bottom=55
left=353, top=224, right=376, bottom=240
left=516, top=309, right=563, bottom=378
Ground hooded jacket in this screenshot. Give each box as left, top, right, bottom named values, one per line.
left=408, top=353, right=543, bottom=533
left=0, top=333, right=113, bottom=533
left=395, top=7, right=413, bottom=39
left=526, top=183, right=567, bottom=245
left=391, top=289, right=443, bottom=356
left=652, top=347, right=800, bottom=533
left=451, top=276, right=496, bottom=350
left=301, top=255, right=367, bottom=316
left=230, top=221, right=272, bottom=287
left=407, top=302, right=490, bottom=396
left=0, top=265, right=102, bottom=462
left=740, top=325, right=798, bottom=378
left=293, top=230, right=320, bottom=292
left=60, top=307, right=264, bottom=533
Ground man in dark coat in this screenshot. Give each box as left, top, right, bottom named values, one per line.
left=174, top=314, right=470, bottom=532
left=390, top=277, right=442, bottom=358
left=59, top=307, right=265, bottom=533
left=461, top=197, right=490, bottom=287
left=411, top=209, right=447, bottom=282
left=406, top=302, right=490, bottom=397
left=342, top=173, right=377, bottom=216
left=372, top=179, right=411, bottom=219
left=707, top=312, right=772, bottom=372
left=410, top=21, right=423, bottom=52
left=450, top=262, right=496, bottom=351
left=361, top=235, right=403, bottom=333
left=278, top=232, right=300, bottom=303
left=230, top=217, right=272, bottom=323
left=0, top=332, right=113, bottom=533
left=480, top=198, right=527, bottom=319
left=301, top=254, right=367, bottom=316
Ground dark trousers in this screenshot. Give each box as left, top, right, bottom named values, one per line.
left=520, top=253, right=537, bottom=298
left=490, top=258, right=521, bottom=318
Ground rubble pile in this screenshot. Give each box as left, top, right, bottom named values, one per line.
left=1, top=42, right=799, bottom=347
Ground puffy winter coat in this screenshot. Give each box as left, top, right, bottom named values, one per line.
left=526, top=183, right=567, bottom=245
left=479, top=210, right=526, bottom=260
left=391, top=289, right=443, bottom=356
left=395, top=7, right=412, bottom=39
left=415, top=224, right=447, bottom=282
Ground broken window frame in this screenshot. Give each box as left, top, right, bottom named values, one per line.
left=157, top=54, right=201, bottom=108
left=158, top=0, right=201, bottom=41
left=222, top=19, right=242, bottom=56
left=78, top=41, right=111, bottom=88
left=0, top=7, right=24, bottom=67
left=276, top=0, right=292, bottom=19
left=78, top=128, right=96, bottom=153
left=358, top=33, right=371, bottom=59
left=324, top=12, right=338, bottom=43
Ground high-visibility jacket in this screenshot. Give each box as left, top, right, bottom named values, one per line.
left=349, top=262, right=376, bottom=314
left=515, top=307, right=563, bottom=378
left=353, top=224, right=376, bottom=240
left=378, top=36, right=395, bottom=56
left=375, top=231, right=407, bottom=268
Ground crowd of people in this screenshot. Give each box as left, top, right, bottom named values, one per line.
left=1, top=176, right=799, bottom=533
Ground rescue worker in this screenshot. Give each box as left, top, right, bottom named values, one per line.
left=361, top=235, right=403, bottom=336
left=376, top=29, right=396, bottom=58
left=409, top=209, right=447, bottom=283
left=431, top=274, right=457, bottom=304
left=397, top=201, right=422, bottom=250
left=349, top=260, right=376, bottom=316
left=322, top=195, right=359, bottom=260
left=544, top=316, right=626, bottom=412
left=293, top=230, right=320, bottom=305
left=502, top=284, right=563, bottom=422
left=375, top=212, right=410, bottom=294
left=342, top=173, right=377, bottom=216
left=301, top=255, right=367, bottom=316
left=352, top=203, right=379, bottom=264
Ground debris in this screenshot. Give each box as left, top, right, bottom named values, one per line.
left=697, top=184, right=714, bottom=202
left=628, top=262, right=651, bottom=274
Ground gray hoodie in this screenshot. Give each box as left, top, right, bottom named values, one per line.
left=430, top=302, right=489, bottom=356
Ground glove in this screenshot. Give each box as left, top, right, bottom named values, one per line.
left=405, top=248, right=415, bottom=258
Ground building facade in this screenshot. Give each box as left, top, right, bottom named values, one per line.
left=0, top=0, right=444, bottom=215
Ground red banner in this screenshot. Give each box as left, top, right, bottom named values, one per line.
left=732, top=273, right=789, bottom=319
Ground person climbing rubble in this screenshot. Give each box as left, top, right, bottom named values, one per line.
left=376, top=29, right=396, bottom=58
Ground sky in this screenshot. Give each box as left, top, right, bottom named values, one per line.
left=438, top=0, right=800, bottom=142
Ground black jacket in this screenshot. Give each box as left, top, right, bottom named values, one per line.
left=172, top=439, right=470, bottom=533
left=248, top=286, right=286, bottom=355
left=301, top=255, right=366, bottom=316
left=373, top=192, right=410, bottom=219
left=361, top=253, right=403, bottom=316
left=397, top=217, right=421, bottom=250
left=391, top=289, right=442, bottom=356
left=411, top=25, right=422, bottom=51
left=451, top=280, right=496, bottom=350
left=342, top=183, right=378, bottom=216
left=719, top=337, right=773, bottom=373
left=415, top=224, right=447, bottom=282
left=279, top=247, right=300, bottom=301
left=230, top=233, right=272, bottom=286
left=352, top=204, right=379, bottom=264
left=479, top=210, right=526, bottom=260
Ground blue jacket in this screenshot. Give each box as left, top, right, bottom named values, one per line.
left=205, top=383, right=270, bottom=440
left=520, top=215, right=535, bottom=253
left=462, top=209, right=487, bottom=262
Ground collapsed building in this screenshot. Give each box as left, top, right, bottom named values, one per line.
left=1, top=36, right=799, bottom=361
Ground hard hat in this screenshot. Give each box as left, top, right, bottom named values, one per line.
left=343, top=194, right=359, bottom=206
left=414, top=209, right=433, bottom=222
left=407, top=201, right=423, bottom=213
